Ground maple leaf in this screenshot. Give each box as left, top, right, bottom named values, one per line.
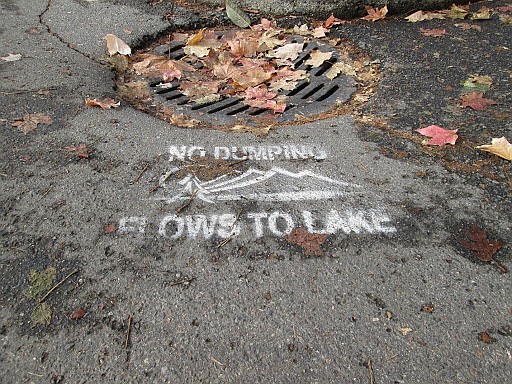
left=131, top=54, right=190, bottom=81
left=62, top=144, right=90, bottom=159
left=184, top=29, right=222, bottom=58
left=420, top=28, right=447, bottom=37
left=1, top=53, right=22, bottom=62
left=312, top=26, right=329, bottom=38
left=243, top=86, right=286, bottom=113
left=325, top=61, right=356, bottom=79
left=362, top=5, right=388, bottom=22
left=462, top=226, right=502, bottom=262
left=104, top=34, right=131, bottom=56
left=305, top=50, right=332, bottom=67
left=416, top=125, right=458, bottom=146
left=85, top=97, right=120, bottom=110
left=251, top=18, right=277, bottom=31
left=460, top=92, right=496, bottom=110
left=226, top=37, right=259, bottom=57
left=476, top=137, right=512, bottom=161
left=268, top=67, right=308, bottom=92
left=286, top=227, right=328, bottom=257
left=11, top=113, right=52, bottom=134
left=324, top=14, right=344, bottom=28
left=471, top=6, right=492, bottom=20
left=270, top=42, right=304, bottom=62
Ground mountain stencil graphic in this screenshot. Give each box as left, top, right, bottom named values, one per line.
left=156, top=167, right=361, bottom=203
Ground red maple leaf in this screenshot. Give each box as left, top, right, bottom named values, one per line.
left=460, top=92, right=497, bottom=110
left=416, top=125, right=458, bottom=146
left=462, top=226, right=502, bottom=262
left=286, top=227, right=328, bottom=256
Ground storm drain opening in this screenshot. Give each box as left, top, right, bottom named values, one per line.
left=117, top=25, right=380, bottom=131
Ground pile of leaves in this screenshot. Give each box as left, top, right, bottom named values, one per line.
left=111, top=17, right=361, bottom=116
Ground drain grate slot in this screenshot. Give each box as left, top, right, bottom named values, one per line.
left=226, top=105, right=250, bottom=115
left=316, top=85, right=339, bottom=101
left=287, top=81, right=310, bottom=96
left=314, top=58, right=336, bottom=76
left=207, top=99, right=242, bottom=114
left=301, top=84, right=324, bottom=99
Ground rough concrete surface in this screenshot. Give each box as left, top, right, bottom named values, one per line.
left=1, top=0, right=511, bottom=383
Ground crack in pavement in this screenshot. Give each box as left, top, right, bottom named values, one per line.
left=38, top=0, right=103, bottom=64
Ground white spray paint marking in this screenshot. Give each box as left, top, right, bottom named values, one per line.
left=118, top=217, right=147, bottom=234
left=170, top=144, right=327, bottom=162
left=121, top=209, right=396, bottom=239
left=155, top=167, right=360, bottom=204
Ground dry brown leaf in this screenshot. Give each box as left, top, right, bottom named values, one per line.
left=11, top=113, right=52, bottom=134
left=405, top=10, right=445, bottom=22
left=305, top=50, right=332, bottom=67
left=62, top=144, right=90, bottom=159
left=1, top=53, right=22, bottom=62
left=476, top=137, right=512, bottom=160
left=104, top=34, right=131, bottom=56
left=420, top=28, right=447, bottom=37
left=471, top=6, right=492, bottom=20
left=455, top=23, right=482, bottom=31
left=85, top=97, right=120, bottom=110
left=270, top=42, right=304, bottom=62
left=326, top=61, right=356, bottom=79
left=362, top=5, right=388, bottom=22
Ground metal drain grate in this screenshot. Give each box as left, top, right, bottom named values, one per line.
left=147, top=35, right=357, bottom=126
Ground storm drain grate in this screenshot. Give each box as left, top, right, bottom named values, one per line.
left=144, top=34, right=358, bottom=127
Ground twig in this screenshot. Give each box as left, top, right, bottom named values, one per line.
left=40, top=187, right=53, bottom=199
left=125, top=314, right=133, bottom=350
left=216, top=209, right=242, bottom=248
left=170, top=277, right=195, bottom=287
left=368, top=358, right=375, bottom=384
left=210, top=356, right=224, bottom=366
left=38, top=269, right=79, bottom=303
left=27, top=372, right=44, bottom=377
left=176, top=190, right=197, bottom=214
left=133, top=163, right=149, bottom=183
left=491, top=259, right=508, bottom=273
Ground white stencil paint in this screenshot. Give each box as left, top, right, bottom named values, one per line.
left=120, top=209, right=396, bottom=239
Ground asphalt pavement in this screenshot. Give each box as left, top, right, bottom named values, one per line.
left=1, top=0, right=511, bottom=383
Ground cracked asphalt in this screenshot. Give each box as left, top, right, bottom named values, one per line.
left=1, top=0, right=511, bottom=383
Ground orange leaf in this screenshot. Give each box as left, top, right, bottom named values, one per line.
left=361, top=6, right=388, bottom=22
left=85, top=97, right=120, bottom=110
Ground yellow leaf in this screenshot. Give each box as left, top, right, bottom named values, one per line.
left=476, top=137, right=512, bottom=161
left=104, top=34, right=131, bottom=56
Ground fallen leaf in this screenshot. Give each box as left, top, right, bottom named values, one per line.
left=455, top=23, right=482, bottom=31
left=478, top=330, right=497, bottom=344
left=225, top=0, right=251, bottom=28
left=285, top=227, right=328, bottom=256
left=462, top=226, right=502, bottom=262
left=70, top=308, right=86, bottom=320
left=325, top=61, right=356, bottom=79
left=400, top=327, right=413, bottom=336
left=498, top=14, right=512, bottom=24
left=471, top=6, right=492, bottom=20
left=180, top=79, right=221, bottom=104
left=103, top=223, right=118, bottom=234
left=117, top=81, right=151, bottom=101
left=1, top=53, right=22, bottom=62
left=270, top=42, right=304, bottom=62
left=32, top=302, right=52, bottom=326
left=184, top=29, right=223, bottom=58
left=85, top=97, right=120, bottom=110
left=420, top=303, right=434, bottom=313
left=232, top=67, right=272, bottom=88
left=243, top=86, right=286, bottom=113
left=416, top=125, right=458, bottom=146
left=312, top=26, right=329, bottom=38
left=292, top=24, right=310, bottom=36
left=495, top=5, right=512, bottom=13
left=324, top=14, right=344, bottom=28
left=420, top=28, right=447, bottom=37
left=460, top=74, right=492, bottom=94
left=104, top=34, right=131, bottom=56
left=405, top=10, right=445, bottom=22
left=362, top=5, right=388, bottom=21
left=305, top=50, right=333, bottom=67
left=476, top=137, right=512, bottom=161
left=460, top=92, right=496, bottom=110
left=27, top=267, right=56, bottom=300
left=63, top=144, right=90, bottom=159
left=443, top=4, right=469, bottom=19
left=11, top=113, right=52, bottom=134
